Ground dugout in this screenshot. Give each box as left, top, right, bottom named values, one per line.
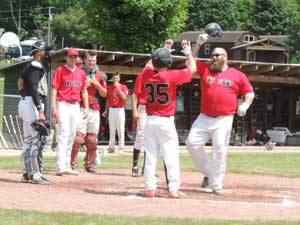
left=0, top=48, right=300, bottom=146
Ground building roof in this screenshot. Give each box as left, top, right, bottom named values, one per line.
left=0, top=48, right=300, bottom=86
left=260, top=35, right=289, bottom=43
left=175, top=31, right=254, bottom=43
left=231, top=38, right=291, bottom=50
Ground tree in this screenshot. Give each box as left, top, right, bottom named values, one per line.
left=84, top=0, right=190, bottom=53
left=184, top=0, right=238, bottom=31
left=51, top=7, right=95, bottom=49
left=249, top=0, right=289, bottom=34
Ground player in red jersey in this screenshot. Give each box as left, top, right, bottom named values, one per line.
left=137, top=40, right=196, bottom=198
left=131, top=40, right=174, bottom=178
left=70, top=51, right=107, bottom=173
left=51, top=48, right=89, bottom=176
left=103, top=73, right=128, bottom=153
left=185, top=34, right=254, bottom=195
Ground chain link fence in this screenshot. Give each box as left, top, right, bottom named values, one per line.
left=0, top=94, right=22, bottom=149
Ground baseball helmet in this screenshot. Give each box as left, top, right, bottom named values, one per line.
left=205, top=22, right=223, bottom=38
left=31, top=120, right=50, bottom=136
left=30, top=40, right=46, bottom=56
left=151, top=47, right=172, bottom=68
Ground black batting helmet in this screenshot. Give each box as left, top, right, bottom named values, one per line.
left=205, top=22, right=223, bottom=38
left=151, top=47, right=172, bottom=68
left=30, top=40, right=46, bottom=56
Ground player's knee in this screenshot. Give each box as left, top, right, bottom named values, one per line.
left=85, top=133, right=97, bottom=144
left=74, top=132, right=85, bottom=145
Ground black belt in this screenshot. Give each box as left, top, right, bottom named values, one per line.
left=110, top=106, right=123, bottom=108
left=59, top=100, right=78, bottom=104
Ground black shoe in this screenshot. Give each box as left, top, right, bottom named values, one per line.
left=201, top=176, right=209, bottom=188
left=86, top=167, right=96, bottom=173
left=20, top=173, right=29, bottom=183
left=132, top=166, right=139, bottom=177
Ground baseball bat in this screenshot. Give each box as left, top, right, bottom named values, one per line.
left=9, top=114, right=20, bottom=148
left=15, top=115, right=23, bottom=145
left=0, top=132, right=8, bottom=148
left=3, top=115, right=17, bottom=149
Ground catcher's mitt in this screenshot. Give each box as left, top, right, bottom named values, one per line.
left=31, top=120, right=50, bottom=136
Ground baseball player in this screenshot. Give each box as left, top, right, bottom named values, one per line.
left=17, top=40, right=50, bottom=184
left=131, top=40, right=175, bottom=177
left=103, top=73, right=128, bottom=153
left=51, top=48, right=89, bottom=176
left=137, top=40, right=196, bottom=198
left=70, top=51, right=107, bottom=173
left=185, top=33, right=254, bottom=195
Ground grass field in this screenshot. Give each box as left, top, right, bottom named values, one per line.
left=0, top=152, right=300, bottom=177
left=1, top=209, right=300, bottom=225
left=1, top=152, right=300, bottom=225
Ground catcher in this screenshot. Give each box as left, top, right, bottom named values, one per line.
left=17, top=40, right=50, bottom=184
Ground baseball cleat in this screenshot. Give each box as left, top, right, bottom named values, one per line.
left=20, top=173, right=29, bottom=183
left=30, top=174, right=50, bottom=185
left=86, top=167, right=96, bottom=173
left=212, top=188, right=223, bottom=195
left=65, top=169, right=79, bottom=175
left=145, top=190, right=156, bottom=198
left=168, top=190, right=186, bottom=198
left=132, top=166, right=139, bottom=177
left=201, top=176, right=209, bottom=188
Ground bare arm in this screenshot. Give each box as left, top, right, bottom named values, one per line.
left=51, top=88, right=58, bottom=124
left=132, top=92, right=140, bottom=120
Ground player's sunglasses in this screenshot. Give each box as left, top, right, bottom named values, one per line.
left=211, top=53, right=224, bottom=58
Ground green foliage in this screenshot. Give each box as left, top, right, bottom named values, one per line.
left=185, top=0, right=239, bottom=31
left=84, top=0, right=190, bottom=53
left=51, top=7, right=96, bottom=48
left=248, top=0, right=289, bottom=34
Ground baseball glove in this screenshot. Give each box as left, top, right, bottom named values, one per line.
left=31, top=120, right=50, bottom=136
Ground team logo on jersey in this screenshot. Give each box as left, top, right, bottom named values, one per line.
left=206, top=76, right=215, bottom=84
left=65, top=80, right=82, bottom=87
left=218, top=79, right=233, bottom=88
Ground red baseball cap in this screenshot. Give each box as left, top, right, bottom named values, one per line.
left=67, top=48, right=79, bottom=56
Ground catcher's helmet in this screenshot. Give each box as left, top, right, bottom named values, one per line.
left=30, top=40, right=46, bottom=55
left=205, top=22, right=223, bottom=38
left=151, top=47, right=172, bottom=68
left=31, top=120, right=50, bottom=136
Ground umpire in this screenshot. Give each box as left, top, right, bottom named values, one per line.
left=17, top=40, right=50, bottom=185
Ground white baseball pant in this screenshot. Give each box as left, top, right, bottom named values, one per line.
left=56, top=101, right=81, bottom=172
left=134, top=104, right=147, bottom=150
left=18, top=97, right=42, bottom=175
left=108, top=107, right=125, bottom=149
left=144, top=115, right=180, bottom=193
left=186, top=113, right=233, bottom=190
left=78, top=108, right=100, bottom=135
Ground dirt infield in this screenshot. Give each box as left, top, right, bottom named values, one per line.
left=0, top=168, right=300, bottom=221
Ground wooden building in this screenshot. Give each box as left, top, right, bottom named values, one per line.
left=0, top=48, right=300, bottom=145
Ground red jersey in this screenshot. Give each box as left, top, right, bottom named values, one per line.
left=196, top=60, right=254, bottom=117
left=107, top=84, right=128, bottom=107
left=139, top=66, right=192, bottom=116
left=52, top=65, right=86, bottom=103
left=133, top=69, right=148, bottom=105
left=80, top=70, right=107, bottom=110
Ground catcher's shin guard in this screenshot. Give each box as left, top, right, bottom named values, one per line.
left=84, top=133, right=97, bottom=169
left=71, top=132, right=84, bottom=169
left=30, top=135, right=42, bottom=174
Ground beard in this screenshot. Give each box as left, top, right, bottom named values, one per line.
left=208, top=59, right=225, bottom=73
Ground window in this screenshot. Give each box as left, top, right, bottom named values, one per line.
left=244, top=35, right=254, bottom=43
left=248, top=51, right=256, bottom=62
left=204, top=43, right=210, bottom=55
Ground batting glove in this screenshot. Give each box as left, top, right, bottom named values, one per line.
left=196, top=33, right=209, bottom=45
left=164, top=39, right=174, bottom=52
left=181, top=40, right=192, bottom=56
left=237, top=102, right=250, bottom=117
